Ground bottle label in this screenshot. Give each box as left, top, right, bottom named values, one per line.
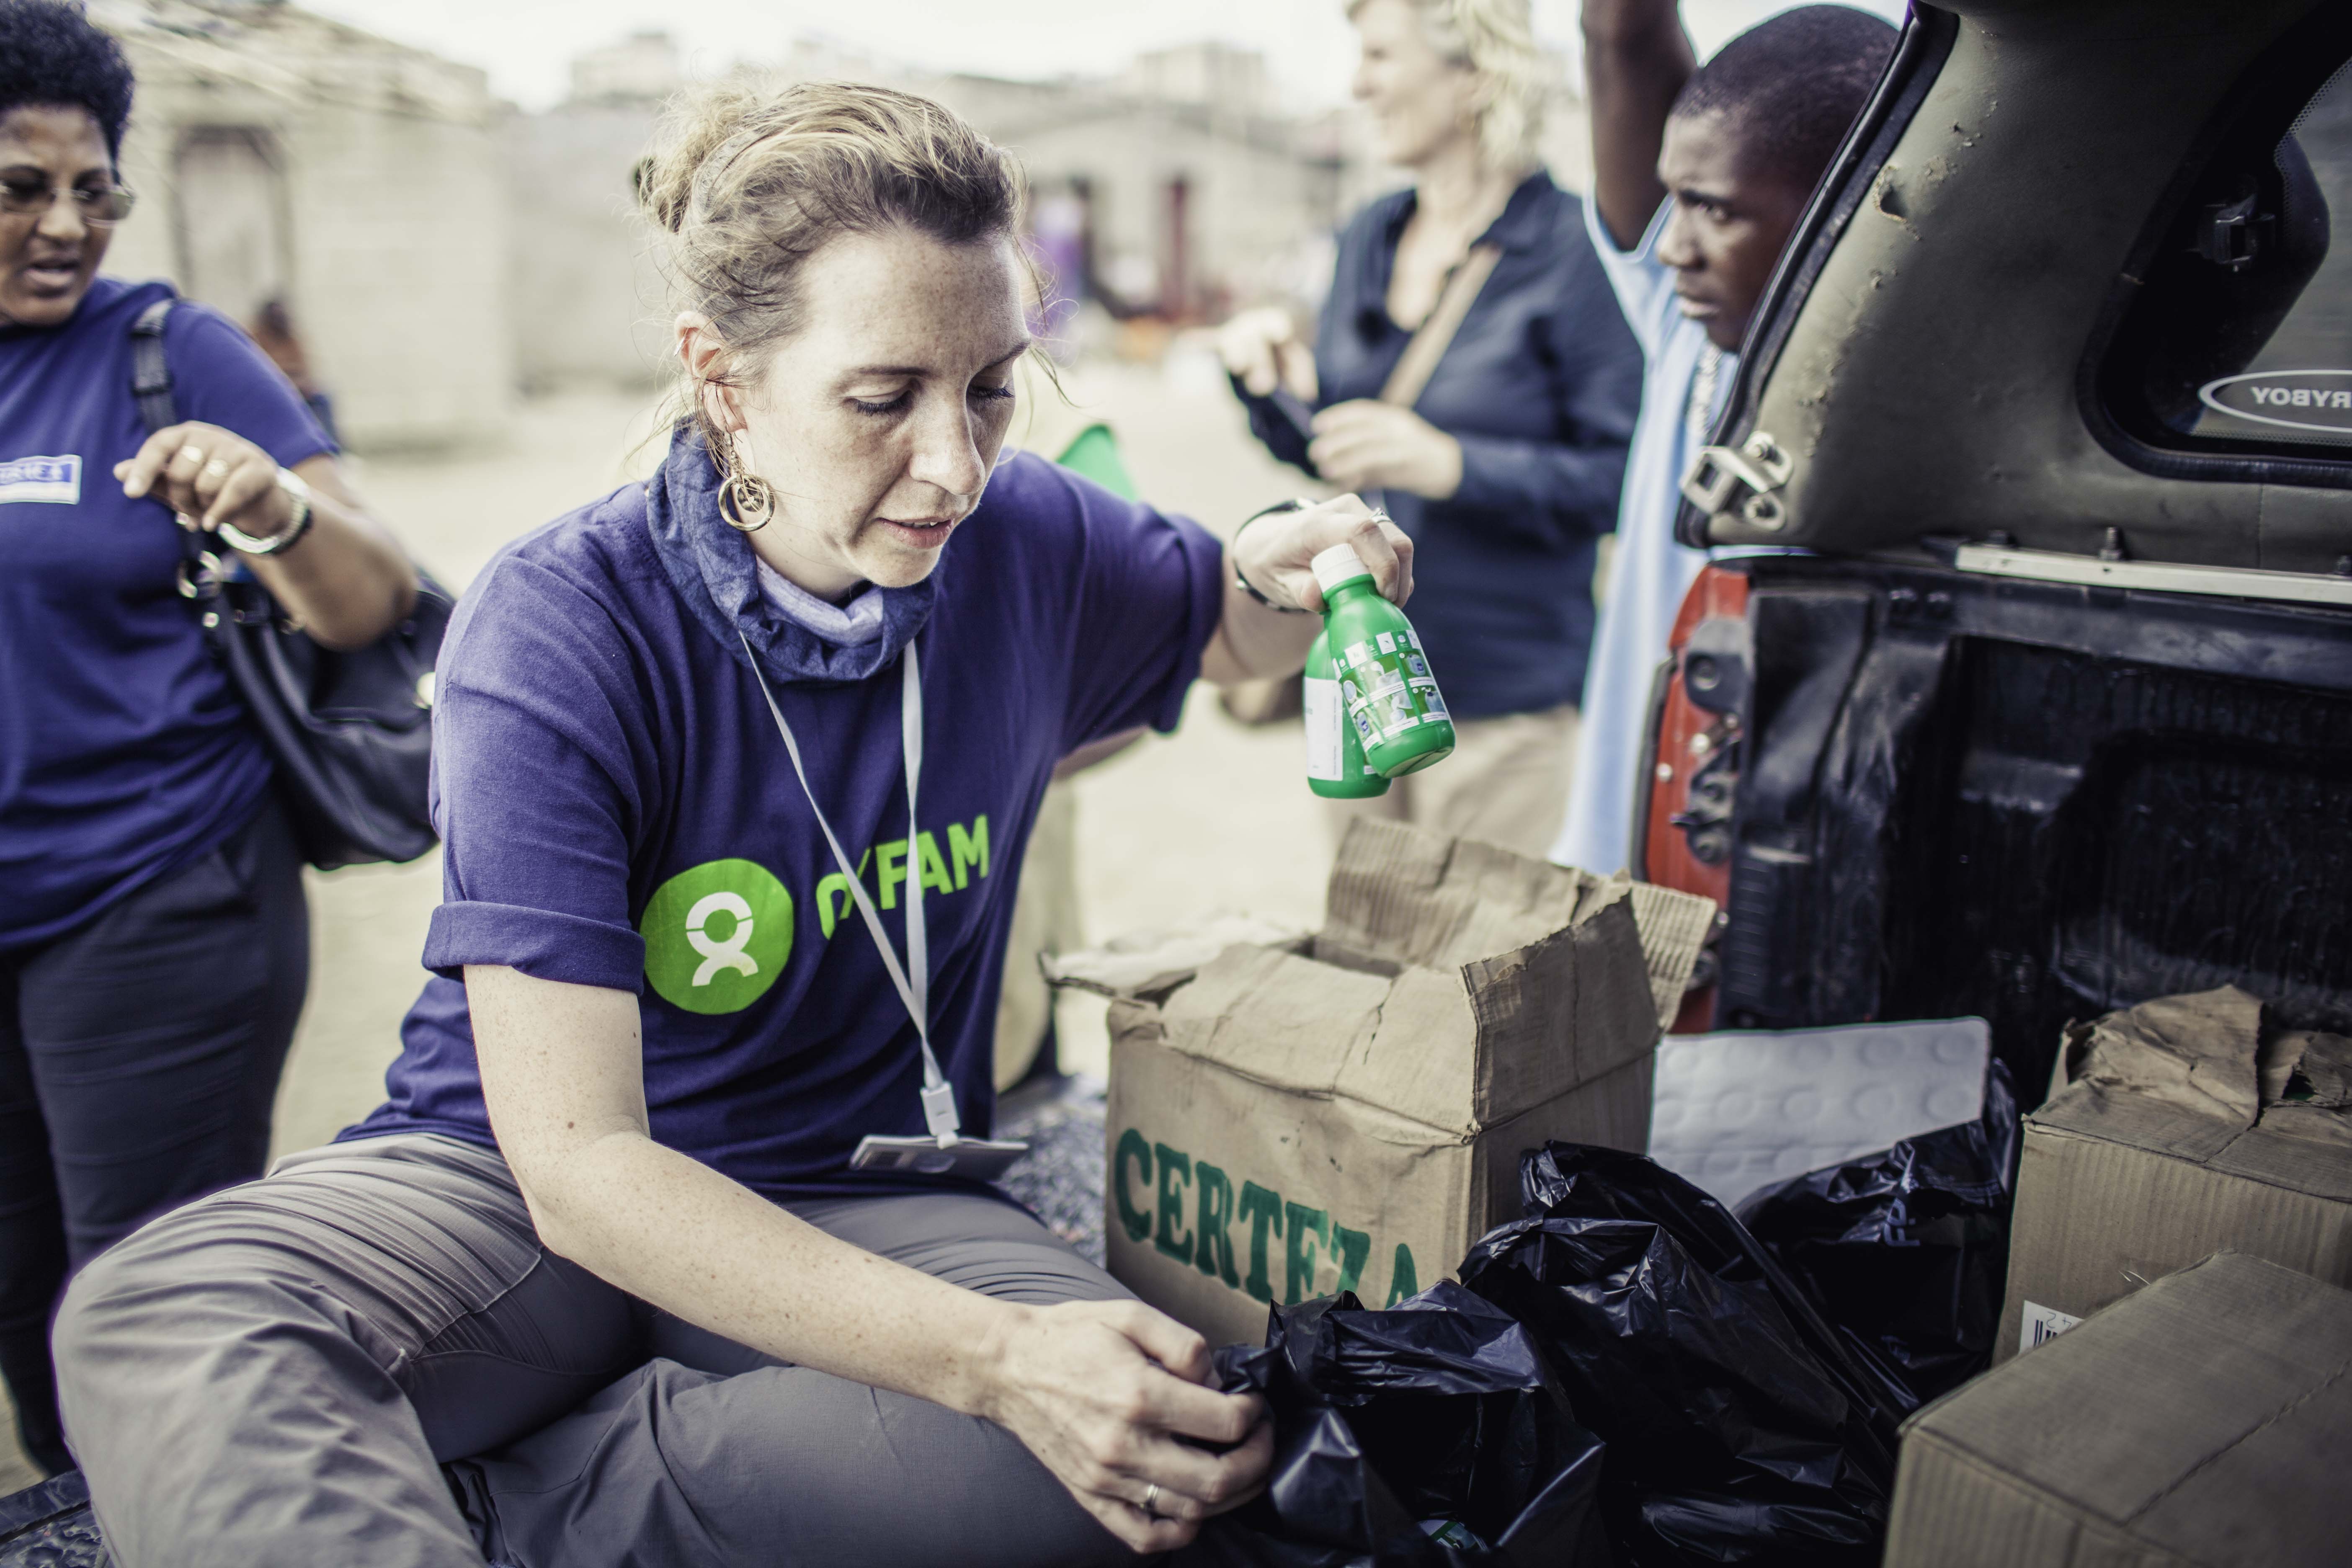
left=1330, top=607, right=1454, bottom=759
left=1302, top=676, right=1344, bottom=780
left=1343, top=660, right=1421, bottom=742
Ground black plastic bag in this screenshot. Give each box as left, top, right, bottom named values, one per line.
left=1736, top=1062, right=2019, bottom=1403
left=0, top=1470, right=103, bottom=1568
left=1456, top=1144, right=1909, bottom=1568
left=1179, top=1281, right=1612, bottom=1568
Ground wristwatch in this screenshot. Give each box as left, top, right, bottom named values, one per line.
left=214, top=467, right=315, bottom=557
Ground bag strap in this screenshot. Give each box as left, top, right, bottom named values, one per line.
left=132, top=297, right=230, bottom=606
left=131, top=297, right=178, bottom=436
left=1376, top=241, right=1503, bottom=412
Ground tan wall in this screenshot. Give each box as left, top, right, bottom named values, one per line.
left=499, top=70, right=1354, bottom=392
left=983, top=105, right=1345, bottom=316
left=504, top=102, right=669, bottom=390
left=99, top=15, right=513, bottom=450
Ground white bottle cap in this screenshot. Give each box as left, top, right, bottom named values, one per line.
left=1311, top=544, right=1373, bottom=596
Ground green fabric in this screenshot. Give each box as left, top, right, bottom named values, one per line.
left=1052, top=424, right=1138, bottom=501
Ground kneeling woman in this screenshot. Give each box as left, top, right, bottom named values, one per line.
left=53, top=83, right=1409, bottom=1566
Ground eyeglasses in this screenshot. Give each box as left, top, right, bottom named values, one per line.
left=0, top=177, right=137, bottom=225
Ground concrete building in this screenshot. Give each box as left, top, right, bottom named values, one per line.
left=928, top=64, right=1347, bottom=325
left=89, top=0, right=511, bottom=449
left=568, top=29, right=686, bottom=106
left=499, top=27, right=1595, bottom=392
left=499, top=29, right=684, bottom=392
left=503, top=32, right=1357, bottom=389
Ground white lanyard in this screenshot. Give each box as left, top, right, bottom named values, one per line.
left=740, top=631, right=962, bottom=1145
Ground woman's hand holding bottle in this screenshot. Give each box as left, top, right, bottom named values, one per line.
left=1233, top=492, right=1416, bottom=614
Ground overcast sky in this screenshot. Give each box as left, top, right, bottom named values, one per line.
left=301, top=0, right=1909, bottom=113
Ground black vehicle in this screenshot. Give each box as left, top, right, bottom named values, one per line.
left=1643, top=0, right=2352, bottom=1092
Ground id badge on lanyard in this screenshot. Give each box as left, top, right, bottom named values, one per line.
left=741, top=632, right=1029, bottom=1182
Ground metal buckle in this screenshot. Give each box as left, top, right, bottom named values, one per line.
left=175, top=550, right=228, bottom=601
left=1681, top=432, right=1795, bottom=531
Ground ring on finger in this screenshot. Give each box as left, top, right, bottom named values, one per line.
left=1142, top=1483, right=1162, bottom=1520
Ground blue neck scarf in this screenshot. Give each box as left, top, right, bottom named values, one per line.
left=642, top=423, right=937, bottom=686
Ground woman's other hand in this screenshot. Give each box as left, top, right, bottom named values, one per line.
left=116, top=420, right=294, bottom=540
left=114, top=420, right=417, bottom=650
left=1308, top=400, right=1465, bottom=500
left=977, top=1298, right=1272, bottom=1555
left=1217, top=306, right=1319, bottom=402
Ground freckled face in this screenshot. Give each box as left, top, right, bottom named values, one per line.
left=714, top=226, right=1030, bottom=597
left=1653, top=110, right=1813, bottom=351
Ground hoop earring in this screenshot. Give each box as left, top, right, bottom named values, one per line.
left=717, top=432, right=775, bottom=533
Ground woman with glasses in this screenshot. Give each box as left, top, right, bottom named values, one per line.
left=0, top=0, right=417, bottom=1480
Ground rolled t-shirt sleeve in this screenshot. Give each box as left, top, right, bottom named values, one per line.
left=167, top=302, right=336, bottom=469
left=1044, top=462, right=1226, bottom=753
left=420, top=553, right=650, bottom=992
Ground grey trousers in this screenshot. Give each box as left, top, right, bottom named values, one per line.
left=52, top=1135, right=1133, bottom=1568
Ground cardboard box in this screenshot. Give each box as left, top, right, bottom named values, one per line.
left=1885, top=1252, right=2352, bottom=1568
left=1996, top=989, right=2352, bottom=1362
left=1084, top=821, right=1713, bottom=1348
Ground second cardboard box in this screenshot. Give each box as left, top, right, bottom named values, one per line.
left=1073, top=821, right=1712, bottom=1348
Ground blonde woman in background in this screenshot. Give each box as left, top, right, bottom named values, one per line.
left=1221, top=0, right=1640, bottom=858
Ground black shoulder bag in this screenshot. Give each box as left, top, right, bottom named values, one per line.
left=134, top=297, right=454, bottom=869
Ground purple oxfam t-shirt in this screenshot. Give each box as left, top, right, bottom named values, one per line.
left=0, top=279, right=334, bottom=951
left=346, top=446, right=1224, bottom=1197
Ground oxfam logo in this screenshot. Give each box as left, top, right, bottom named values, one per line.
left=641, top=859, right=794, bottom=1014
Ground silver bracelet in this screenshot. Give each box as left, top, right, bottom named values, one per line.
left=215, top=467, right=315, bottom=557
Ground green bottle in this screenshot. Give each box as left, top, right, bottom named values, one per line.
left=1304, top=625, right=1390, bottom=798
left=1314, top=544, right=1456, bottom=778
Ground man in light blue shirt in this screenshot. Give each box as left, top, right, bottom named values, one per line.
left=1553, top=1, right=1896, bottom=874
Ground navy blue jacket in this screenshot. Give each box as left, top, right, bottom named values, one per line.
left=1237, top=171, right=1640, bottom=719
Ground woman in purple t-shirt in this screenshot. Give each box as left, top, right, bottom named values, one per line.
left=53, top=77, right=1418, bottom=1566
left=0, top=3, right=416, bottom=1481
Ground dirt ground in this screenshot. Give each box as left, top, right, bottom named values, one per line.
left=3, top=349, right=1344, bottom=1491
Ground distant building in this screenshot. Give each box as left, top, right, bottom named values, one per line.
left=1119, top=42, right=1275, bottom=118
left=500, top=28, right=1596, bottom=392
left=928, top=67, right=1346, bottom=326
left=503, top=31, right=677, bottom=395
left=504, top=32, right=1359, bottom=388
left=90, top=0, right=512, bottom=448
left=569, top=29, right=684, bottom=107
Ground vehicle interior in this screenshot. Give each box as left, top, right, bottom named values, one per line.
left=1650, top=0, right=2352, bottom=1091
